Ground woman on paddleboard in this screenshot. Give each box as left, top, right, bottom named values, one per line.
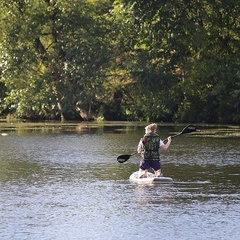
left=137, top=123, right=171, bottom=178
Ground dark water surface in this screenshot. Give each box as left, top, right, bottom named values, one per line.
left=0, top=122, right=239, bottom=240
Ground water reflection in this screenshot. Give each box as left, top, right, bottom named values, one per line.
left=0, top=122, right=239, bottom=239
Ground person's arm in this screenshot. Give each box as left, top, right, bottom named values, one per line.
left=137, top=139, right=143, bottom=153
left=160, top=136, right=171, bottom=150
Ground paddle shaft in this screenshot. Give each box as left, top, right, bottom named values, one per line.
left=163, top=132, right=182, bottom=143
left=128, top=152, right=137, bottom=158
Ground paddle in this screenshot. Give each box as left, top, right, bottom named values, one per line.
left=117, top=124, right=196, bottom=163
left=163, top=124, right=196, bottom=143
left=117, top=152, right=137, bottom=163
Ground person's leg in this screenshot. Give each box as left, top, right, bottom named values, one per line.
left=138, top=160, right=150, bottom=178
left=138, top=168, right=147, bottom=178
left=152, top=161, right=162, bottom=177
left=154, top=169, right=162, bottom=177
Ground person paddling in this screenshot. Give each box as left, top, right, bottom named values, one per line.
left=137, top=123, right=171, bottom=178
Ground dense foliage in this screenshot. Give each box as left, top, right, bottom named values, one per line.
left=0, top=0, right=239, bottom=123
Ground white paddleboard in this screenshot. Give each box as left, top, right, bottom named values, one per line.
left=129, top=171, right=173, bottom=184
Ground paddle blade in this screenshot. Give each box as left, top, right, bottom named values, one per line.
left=181, top=125, right=197, bottom=134
left=117, top=154, right=132, bottom=163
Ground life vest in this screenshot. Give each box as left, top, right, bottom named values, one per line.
left=141, top=133, right=160, bottom=160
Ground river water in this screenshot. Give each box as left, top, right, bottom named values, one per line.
left=0, top=122, right=239, bottom=240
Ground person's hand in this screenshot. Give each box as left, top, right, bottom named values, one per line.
left=167, top=136, right=171, bottom=143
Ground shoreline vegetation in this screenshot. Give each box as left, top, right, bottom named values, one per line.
left=0, top=1, right=239, bottom=124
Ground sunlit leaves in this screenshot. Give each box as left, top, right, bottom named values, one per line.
left=0, top=0, right=239, bottom=123
left=115, top=0, right=239, bottom=123
left=0, top=0, right=113, bottom=120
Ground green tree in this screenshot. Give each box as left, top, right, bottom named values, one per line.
left=176, top=0, right=240, bottom=123
left=111, top=0, right=240, bottom=124
left=1, top=0, right=239, bottom=123
left=0, top=0, right=112, bottom=121
left=109, top=0, right=192, bottom=121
